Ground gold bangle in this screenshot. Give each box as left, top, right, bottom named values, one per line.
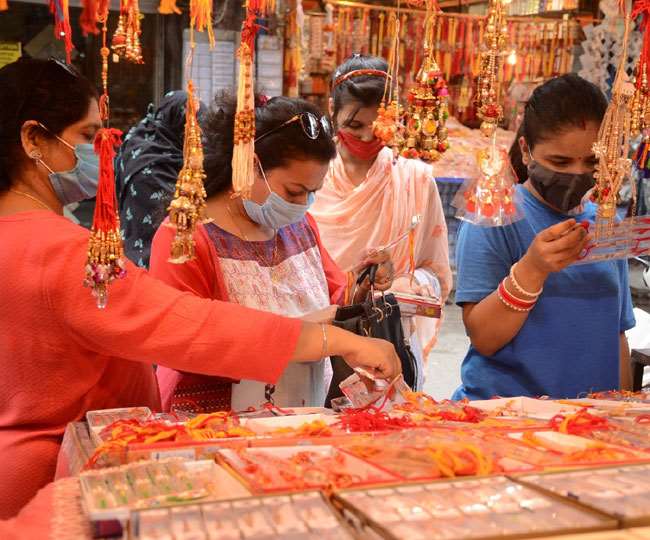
left=320, top=323, right=328, bottom=360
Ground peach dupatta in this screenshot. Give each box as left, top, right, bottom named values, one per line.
left=311, top=148, right=452, bottom=378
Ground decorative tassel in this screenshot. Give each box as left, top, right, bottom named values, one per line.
left=0, top=0, right=7, bottom=12
left=49, top=0, right=74, bottom=64
left=84, top=129, right=126, bottom=309
left=167, top=80, right=210, bottom=263
left=158, top=0, right=181, bottom=14
left=249, top=0, right=276, bottom=17
left=79, top=0, right=99, bottom=36
left=231, top=13, right=259, bottom=199
left=190, top=0, right=215, bottom=48
left=112, top=0, right=144, bottom=64
left=631, top=0, right=650, bottom=135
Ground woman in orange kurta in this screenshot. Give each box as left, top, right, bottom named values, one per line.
left=311, top=55, right=452, bottom=389
left=0, top=59, right=400, bottom=519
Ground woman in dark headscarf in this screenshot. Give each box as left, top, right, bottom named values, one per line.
left=115, top=90, right=205, bottom=268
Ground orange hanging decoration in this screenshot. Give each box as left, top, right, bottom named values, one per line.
left=84, top=0, right=127, bottom=309
left=0, top=0, right=7, bottom=12
left=49, top=0, right=74, bottom=64
left=231, top=11, right=260, bottom=199
left=158, top=0, right=182, bottom=14
left=112, top=0, right=144, bottom=64
left=80, top=0, right=100, bottom=36
left=630, top=0, right=650, bottom=135
left=190, top=0, right=215, bottom=48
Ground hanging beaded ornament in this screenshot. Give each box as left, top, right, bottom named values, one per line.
left=166, top=0, right=216, bottom=263
left=231, top=9, right=260, bottom=199
left=399, top=1, right=450, bottom=162
left=591, top=9, right=635, bottom=234
left=112, top=0, right=144, bottom=64
left=84, top=2, right=127, bottom=308
left=372, top=12, right=404, bottom=156
left=631, top=0, right=650, bottom=135
left=475, top=0, right=508, bottom=139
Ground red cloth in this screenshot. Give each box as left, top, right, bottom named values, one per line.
left=150, top=214, right=347, bottom=412
left=0, top=211, right=302, bottom=518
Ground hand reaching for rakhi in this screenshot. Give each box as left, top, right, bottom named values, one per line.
left=355, top=249, right=395, bottom=292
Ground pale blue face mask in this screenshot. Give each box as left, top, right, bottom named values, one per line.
left=37, top=132, right=100, bottom=206
left=243, top=162, right=315, bottom=230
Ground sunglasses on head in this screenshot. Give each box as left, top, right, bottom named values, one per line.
left=255, top=112, right=333, bottom=144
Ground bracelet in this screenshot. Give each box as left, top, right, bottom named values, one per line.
left=497, top=290, right=533, bottom=312
left=510, top=262, right=543, bottom=298
left=498, top=279, right=536, bottom=311
left=320, top=323, right=328, bottom=360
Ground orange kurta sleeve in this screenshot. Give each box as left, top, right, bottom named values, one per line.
left=306, top=213, right=346, bottom=305
left=46, top=227, right=301, bottom=385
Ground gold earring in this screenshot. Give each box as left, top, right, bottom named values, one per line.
left=30, top=150, right=42, bottom=161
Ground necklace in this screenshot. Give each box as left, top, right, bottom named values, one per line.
left=226, top=201, right=281, bottom=283
left=9, top=189, right=55, bottom=213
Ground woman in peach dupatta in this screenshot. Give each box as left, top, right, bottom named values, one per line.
left=311, top=55, right=452, bottom=389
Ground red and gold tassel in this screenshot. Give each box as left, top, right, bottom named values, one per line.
left=158, top=0, right=181, bottom=14
left=112, top=0, right=144, bottom=64
left=249, top=0, right=276, bottom=17
left=190, top=0, right=215, bottom=48
left=231, top=12, right=259, bottom=199
left=631, top=0, right=650, bottom=135
left=80, top=0, right=99, bottom=36
left=84, top=129, right=126, bottom=309
left=49, top=0, right=74, bottom=64
left=167, top=80, right=210, bottom=263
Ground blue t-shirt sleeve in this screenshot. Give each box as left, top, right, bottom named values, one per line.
left=455, top=221, right=513, bottom=305
left=617, top=260, right=636, bottom=332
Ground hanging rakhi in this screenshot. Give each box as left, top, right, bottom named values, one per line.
left=112, top=0, right=144, bottom=64
left=166, top=0, right=216, bottom=263
left=231, top=10, right=259, bottom=199
left=80, top=0, right=100, bottom=36
left=158, top=0, right=182, bottom=14
left=475, top=0, right=508, bottom=138
left=399, top=0, right=449, bottom=162
left=0, top=0, right=6, bottom=12
left=373, top=12, right=404, bottom=156
left=631, top=0, right=650, bottom=135
left=50, top=0, right=74, bottom=63
left=84, top=3, right=126, bottom=308
left=591, top=10, right=635, bottom=234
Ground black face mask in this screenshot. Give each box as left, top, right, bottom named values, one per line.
left=527, top=160, right=595, bottom=213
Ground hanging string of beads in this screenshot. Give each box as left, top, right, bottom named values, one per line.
left=112, top=0, right=144, bottom=64
left=84, top=1, right=127, bottom=309
left=166, top=0, right=216, bottom=263
left=631, top=0, right=650, bottom=135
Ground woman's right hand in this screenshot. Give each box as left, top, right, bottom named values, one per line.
left=332, top=328, right=402, bottom=381
left=520, top=219, right=589, bottom=281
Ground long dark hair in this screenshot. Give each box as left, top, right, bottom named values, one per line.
left=202, top=93, right=336, bottom=197
left=509, top=74, right=608, bottom=183
left=330, top=54, right=388, bottom=129
left=0, top=58, right=98, bottom=192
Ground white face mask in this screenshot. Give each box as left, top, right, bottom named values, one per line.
left=242, top=162, right=314, bottom=229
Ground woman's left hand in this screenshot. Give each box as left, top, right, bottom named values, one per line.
left=356, top=249, right=395, bottom=292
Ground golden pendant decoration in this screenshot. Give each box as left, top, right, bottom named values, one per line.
left=475, top=0, right=508, bottom=138
left=591, top=10, right=634, bottom=233
left=399, top=0, right=449, bottom=163
left=111, top=0, right=144, bottom=64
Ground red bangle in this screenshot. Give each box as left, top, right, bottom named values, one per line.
left=498, top=280, right=537, bottom=310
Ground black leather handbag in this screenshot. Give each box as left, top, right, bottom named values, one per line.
left=325, top=266, right=418, bottom=408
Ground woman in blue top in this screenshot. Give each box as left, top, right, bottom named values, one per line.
left=453, top=74, right=635, bottom=400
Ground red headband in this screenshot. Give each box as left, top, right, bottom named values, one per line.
left=333, top=69, right=391, bottom=88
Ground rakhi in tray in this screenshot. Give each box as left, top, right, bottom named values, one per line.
left=129, top=492, right=353, bottom=540
left=333, top=476, right=614, bottom=540
left=216, top=445, right=398, bottom=494
left=517, top=464, right=650, bottom=527
left=80, top=458, right=249, bottom=531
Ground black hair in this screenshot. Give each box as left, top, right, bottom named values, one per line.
left=508, top=74, right=608, bottom=183
left=0, top=57, right=99, bottom=192
left=202, top=93, right=337, bottom=197
left=331, top=54, right=388, bottom=129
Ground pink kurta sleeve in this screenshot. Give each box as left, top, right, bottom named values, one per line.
left=306, top=213, right=347, bottom=305
left=45, top=233, right=301, bottom=385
